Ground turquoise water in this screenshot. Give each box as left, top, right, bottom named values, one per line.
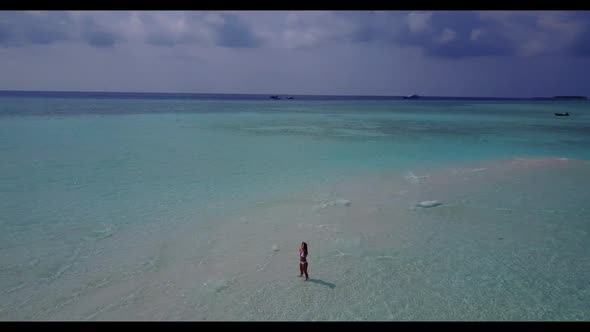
left=1, top=97, right=589, bottom=320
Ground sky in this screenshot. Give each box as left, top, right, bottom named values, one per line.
left=1, top=10, right=590, bottom=97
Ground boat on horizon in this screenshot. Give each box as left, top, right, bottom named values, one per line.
left=403, top=94, right=420, bottom=99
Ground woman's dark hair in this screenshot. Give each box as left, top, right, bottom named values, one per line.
left=302, top=242, right=308, bottom=255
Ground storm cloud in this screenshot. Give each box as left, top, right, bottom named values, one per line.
left=1, top=11, right=588, bottom=56
left=1, top=11, right=590, bottom=97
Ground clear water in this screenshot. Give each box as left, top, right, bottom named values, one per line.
left=0, top=96, right=589, bottom=320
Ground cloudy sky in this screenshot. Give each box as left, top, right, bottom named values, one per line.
left=1, top=10, right=590, bottom=97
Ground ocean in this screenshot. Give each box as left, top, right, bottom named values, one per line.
left=0, top=92, right=589, bottom=320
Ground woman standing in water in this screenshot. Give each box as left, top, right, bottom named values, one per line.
left=299, top=242, right=309, bottom=280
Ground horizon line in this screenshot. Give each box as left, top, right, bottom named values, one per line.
left=0, top=89, right=586, bottom=100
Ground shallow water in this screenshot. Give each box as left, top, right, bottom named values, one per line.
left=0, top=97, right=589, bottom=320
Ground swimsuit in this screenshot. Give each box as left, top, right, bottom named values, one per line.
left=300, top=249, right=307, bottom=264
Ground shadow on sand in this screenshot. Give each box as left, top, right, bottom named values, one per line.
left=306, top=278, right=336, bottom=289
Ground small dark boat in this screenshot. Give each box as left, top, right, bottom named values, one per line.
left=287, top=97, right=294, bottom=100
left=555, top=112, right=569, bottom=116
left=270, top=95, right=281, bottom=100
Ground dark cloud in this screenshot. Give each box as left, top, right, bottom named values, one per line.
left=0, top=21, right=13, bottom=44
left=1, top=10, right=590, bottom=59
left=82, top=30, right=118, bottom=48
left=22, top=14, right=71, bottom=45
left=0, top=11, right=73, bottom=47
left=568, top=12, right=590, bottom=56
left=80, top=16, right=119, bottom=48
left=140, top=13, right=190, bottom=47
left=3, top=11, right=590, bottom=97
left=571, top=35, right=590, bottom=55
left=215, top=14, right=262, bottom=48
left=138, top=12, right=262, bottom=48
left=332, top=11, right=590, bottom=58
left=0, top=11, right=119, bottom=48
left=419, top=29, right=513, bottom=58
left=394, top=11, right=514, bottom=58
left=333, top=11, right=405, bottom=43
left=330, top=11, right=515, bottom=58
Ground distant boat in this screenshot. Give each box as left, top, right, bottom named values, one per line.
left=287, top=97, right=294, bottom=100
left=270, top=95, right=281, bottom=100
left=403, top=94, right=420, bottom=99
left=555, top=112, right=570, bottom=116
